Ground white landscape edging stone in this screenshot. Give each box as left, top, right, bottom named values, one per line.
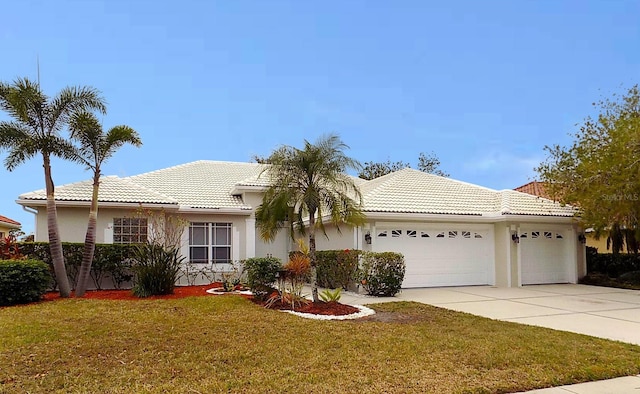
left=281, top=305, right=376, bottom=320
left=205, top=287, right=253, bottom=296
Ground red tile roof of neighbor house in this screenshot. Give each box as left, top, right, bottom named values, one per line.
left=0, top=215, right=21, bottom=226
left=514, top=181, right=551, bottom=199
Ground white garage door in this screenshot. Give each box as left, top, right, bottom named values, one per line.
left=374, top=225, right=494, bottom=288
left=520, top=228, right=571, bottom=285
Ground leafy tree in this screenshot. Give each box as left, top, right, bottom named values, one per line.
left=69, top=111, right=141, bottom=297
left=358, top=152, right=448, bottom=180
left=359, top=159, right=409, bottom=180
left=255, top=134, right=365, bottom=302
left=537, top=85, right=640, bottom=254
left=0, top=77, right=106, bottom=297
left=417, top=152, right=449, bottom=177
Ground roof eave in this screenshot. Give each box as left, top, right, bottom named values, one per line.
left=0, top=221, right=21, bottom=229
left=230, top=185, right=268, bottom=194
left=16, top=199, right=180, bottom=210
left=177, top=206, right=254, bottom=215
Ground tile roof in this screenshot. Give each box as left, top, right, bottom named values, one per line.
left=0, top=215, right=21, bottom=227
left=127, top=161, right=265, bottom=209
left=514, top=181, right=551, bottom=199
left=498, top=190, right=576, bottom=217
left=359, top=168, right=576, bottom=217
left=20, top=176, right=177, bottom=205
left=17, top=161, right=577, bottom=217
left=360, top=168, right=498, bottom=215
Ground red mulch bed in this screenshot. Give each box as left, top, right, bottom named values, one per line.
left=42, top=284, right=216, bottom=302
left=39, top=285, right=359, bottom=316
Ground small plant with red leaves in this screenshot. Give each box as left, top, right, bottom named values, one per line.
left=0, top=234, right=23, bottom=260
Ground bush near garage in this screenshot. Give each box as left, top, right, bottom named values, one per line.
left=314, top=249, right=362, bottom=290
left=581, top=246, right=640, bottom=289
left=0, top=259, right=50, bottom=305
left=360, top=251, right=405, bottom=296
left=586, top=246, right=640, bottom=277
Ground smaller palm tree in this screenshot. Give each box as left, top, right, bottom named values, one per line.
left=0, top=78, right=106, bottom=297
left=69, top=111, right=141, bottom=297
left=256, top=134, right=365, bottom=302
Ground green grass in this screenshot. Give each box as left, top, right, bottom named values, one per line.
left=1, top=297, right=639, bottom=393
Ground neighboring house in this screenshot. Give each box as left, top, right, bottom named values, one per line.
left=0, top=215, right=21, bottom=239
left=514, top=181, right=607, bottom=252
left=17, top=161, right=586, bottom=288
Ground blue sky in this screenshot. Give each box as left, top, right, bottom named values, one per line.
left=1, top=0, right=639, bottom=234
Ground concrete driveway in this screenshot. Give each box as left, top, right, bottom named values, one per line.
left=340, top=284, right=640, bottom=345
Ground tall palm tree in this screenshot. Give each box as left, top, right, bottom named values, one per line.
left=70, top=111, right=141, bottom=297
left=255, top=134, right=365, bottom=302
left=0, top=78, right=106, bottom=297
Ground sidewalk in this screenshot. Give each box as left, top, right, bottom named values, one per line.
left=521, top=375, right=640, bottom=393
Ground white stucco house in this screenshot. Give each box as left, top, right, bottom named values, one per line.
left=16, top=160, right=586, bottom=288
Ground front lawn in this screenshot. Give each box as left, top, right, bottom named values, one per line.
left=1, top=296, right=639, bottom=393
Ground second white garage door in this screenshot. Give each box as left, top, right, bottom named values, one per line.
left=520, top=227, right=573, bottom=285
left=374, top=225, right=494, bottom=288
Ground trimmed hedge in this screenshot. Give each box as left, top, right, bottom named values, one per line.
left=360, top=251, right=405, bottom=297
left=0, top=259, right=51, bottom=306
left=315, top=249, right=361, bottom=290
left=243, top=257, right=282, bottom=298
left=586, top=247, right=640, bottom=277
left=19, top=242, right=137, bottom=290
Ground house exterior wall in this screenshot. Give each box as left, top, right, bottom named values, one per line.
left=313, top=224, right=357, bottom=251
left=0, top=224, right=18, bottom=238
left=493, top=222, right=510, bottom=287
left=35, top=207, right=146, bottom=243
left=586, top=234, right=609, bottom=253
left=254, top=229, right=289, bottom=263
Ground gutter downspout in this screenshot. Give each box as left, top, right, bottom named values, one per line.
left=22, top=205, right=38, bottom=241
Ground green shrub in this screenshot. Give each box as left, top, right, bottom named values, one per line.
left=243, top=257, right=282, bottom=299
left=619, top=270, right=640, bottom=285
left=586, top=251, right=640, bottom=277
left=132, top=244, right=184, bottom=297
left=360, top=251, right=405, bottom=296
left=0, top=259, right=51, bottom=306
left=19, top=242, right=136, bottom=290
left=319, top=288, right=342, bottom=302
left=313, top=249, right=361, bottom=290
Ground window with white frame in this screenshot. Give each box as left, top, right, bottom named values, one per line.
left=113, top=218, right=148, bottom=244
left=189, top=222, right=232, bottom=264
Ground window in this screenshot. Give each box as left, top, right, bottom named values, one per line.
left=391, top=230, right=402, bottom=237
left=531, top=231, right=540, bottom=239
left=189, top=222, right=232, bottom=264
left=0, top=232, right=4, bottom=239
left=436, top=231, right=445, bottom=238
left=448, top=231, right=458, bottom=238
left=113, top=218, right=148, bottom=244
left=544, top=231, right=552, bottom=239
left=378, top=230, right=388, bottom=237
left=520, top=232, right=528, bottom=238
left=474, top=232, right=483, bottom=239
left=462, top=231, right=471, bottom=239
left=556, top=233, right=563, bottom=239
left=407, top=230, right=416, bottom=238
left=420, top=231, right=430, bottom=238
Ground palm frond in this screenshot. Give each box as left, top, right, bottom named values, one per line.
left=47, top=86, right=106, bottom=134
left=255, top=133, right=364, bottom=241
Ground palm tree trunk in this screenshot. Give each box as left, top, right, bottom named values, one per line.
left=44, top=154, right=71, bottom=298
left=75, top=173, right=100, bottom=297
left=308, top=214, right=319, bottom=302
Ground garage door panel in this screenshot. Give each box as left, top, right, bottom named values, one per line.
left=375, top=226, right=493, bottom=288
left=521, top=228, right=571, bottom=285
